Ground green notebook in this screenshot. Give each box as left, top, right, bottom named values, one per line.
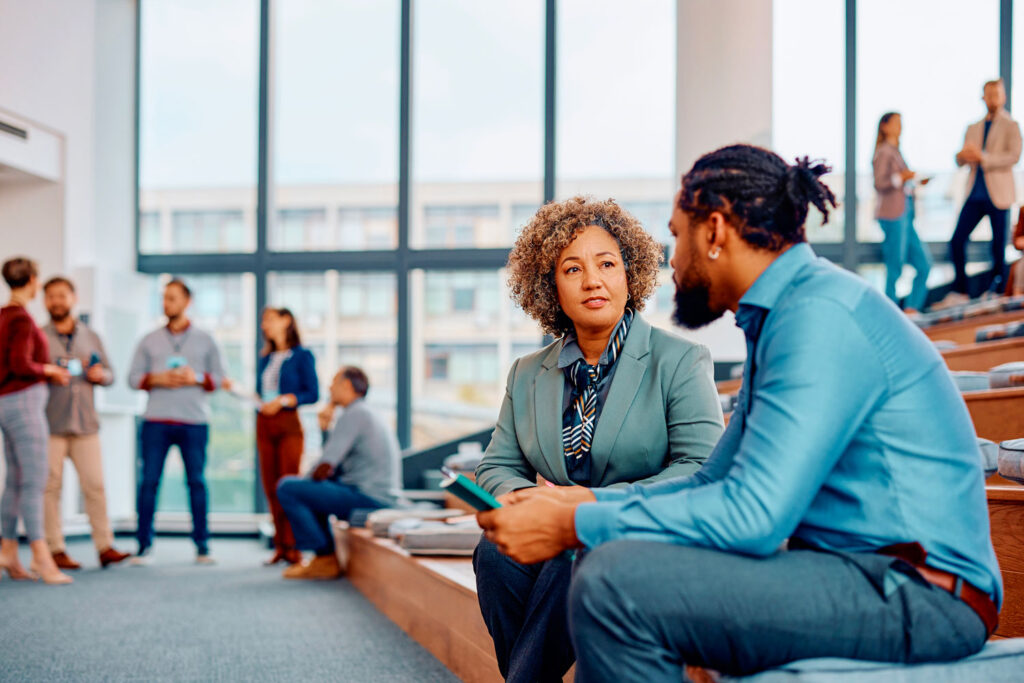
left=440, top=467, right=502, bottom=511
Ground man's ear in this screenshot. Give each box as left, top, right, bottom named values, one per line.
left=706, top=211, right=729, bottom=251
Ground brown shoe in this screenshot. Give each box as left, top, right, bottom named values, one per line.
left=51, top=551, right=82, bottom=570
left=282, top=554, right=341, bottom=580
left=263, top=549, right=287, bottom=566
left=283, top=549, right=303, bottom=565
left=98, top=547, right=130, bottom=568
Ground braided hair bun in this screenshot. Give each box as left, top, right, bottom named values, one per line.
left=679, top=144, right=838, bottom=251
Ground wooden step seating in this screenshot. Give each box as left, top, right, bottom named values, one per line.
left=345, top=525, right=577, bottom=683
left=924, top=310, right=1024, bottom=346
left=943, top=338, right=1024, bottom=372
left=965, top=387, right=1024, bottom=443
left=986, top=483, right=1024, bottom=638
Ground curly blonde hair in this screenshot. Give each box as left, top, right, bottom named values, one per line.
left=507, top=196, right=664, bottom=336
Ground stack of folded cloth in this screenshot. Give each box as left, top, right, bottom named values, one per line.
left=997, top=438, right=1024, bottom=484
left=366, top=508, right=465, bottom=537
left=989, top=361, right=1024, bottom=389
left=978, top=438, right=1000, bottom=478
left=975, top=320, right=1024, bottom=342
left=951, top=371, right=990, bottom=393
left=387, top=517, right=483, bottom=556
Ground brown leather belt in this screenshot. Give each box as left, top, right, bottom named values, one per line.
left=912, top=563, right=999, bottom=637
left=878, top=542, right=999, bottom=638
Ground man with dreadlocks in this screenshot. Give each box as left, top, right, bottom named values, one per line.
left=478, top=144, right=1000, bottom=681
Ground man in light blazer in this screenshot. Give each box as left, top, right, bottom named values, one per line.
left=950, top=78, right=1022, bottom=298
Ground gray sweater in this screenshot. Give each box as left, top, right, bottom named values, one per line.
left=319, top=399, right=401, bottom=505
left=128, top=324, right=226, bottom=424
left=43, top=321, right=114, bottom=436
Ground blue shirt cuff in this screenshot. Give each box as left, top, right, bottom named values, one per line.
left=574, top=501, right=624, bottom=548
left=592, top=486, right=631, bottom=503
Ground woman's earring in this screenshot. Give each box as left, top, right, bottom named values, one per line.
left=708, top=247, right=721, bottom=261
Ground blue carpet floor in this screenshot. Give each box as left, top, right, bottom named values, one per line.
left=0, top=536, right=458, bottom=682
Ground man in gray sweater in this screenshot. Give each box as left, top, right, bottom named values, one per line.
left=278, top=366, right=400, bottom=580
left=127, top=279, right=229, bottom=565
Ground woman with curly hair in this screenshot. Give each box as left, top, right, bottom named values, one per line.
left=472, top=196, right=724, bottom=682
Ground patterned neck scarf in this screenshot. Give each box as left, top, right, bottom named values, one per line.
left=562, top=308, right=635, bottom=467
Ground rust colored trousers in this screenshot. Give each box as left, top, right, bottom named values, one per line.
left=256, top=410, right=304, bottom=551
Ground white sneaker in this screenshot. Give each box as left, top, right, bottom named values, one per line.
left=129, top=548, right=152, bottom=566
left=195, top=553, right=216, bottom=565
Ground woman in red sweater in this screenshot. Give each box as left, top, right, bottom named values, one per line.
left=0, top=257, right=72, bottom=584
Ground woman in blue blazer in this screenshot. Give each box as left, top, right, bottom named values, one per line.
left=256, top=307, right=319, bottom=565
left=473, top=197, right=724, bottom=682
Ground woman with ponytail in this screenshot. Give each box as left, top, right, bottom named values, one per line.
left=873, top=112, right=932, bottom=312
left=479, top=144, right=999, bottom=680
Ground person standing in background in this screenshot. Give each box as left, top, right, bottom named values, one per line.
left=873, top=112, right=931, bottom=312
left=128, top=279, right=230, bottom=566
left=948, top=79, right=1021, bottom=301
left=256, top=307, right=318, bottom=566
left=0, top=257, right=72, bottom=585
left=41, top=276, right=130, bottom=570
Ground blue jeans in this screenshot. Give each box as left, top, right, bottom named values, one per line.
left=568, top=541, right=987, bottom=682
left=879, top=202, right=931, bottom=311
left=136, top=421, right=210, bottom=553
left=951, top=197, right=1008, bottom=294
left=276, top=476, right=384, bottom=553
left=473, top=537, right=576, bottom=682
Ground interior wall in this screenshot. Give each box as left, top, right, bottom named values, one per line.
left=0, top=0, right=141, bottom=530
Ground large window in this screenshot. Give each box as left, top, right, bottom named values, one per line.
left=411, top=0, right=544, bottom=248
left=272, top=0, right=399, bottom=251
left=856, top=0, right=1000, bottom=244
left=411, top=269, right=541, bottom=447
left=138, top=0, right=259, bottom=254
left=773, top=0, right=845, bottom=243
left=138, top=2, right=1021, bottom=515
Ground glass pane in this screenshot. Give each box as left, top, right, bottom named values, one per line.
left=144, top=274, right=257, bottom=513
left=773, top=0, right=845, bottom=243
left=556, top=0, right=676, bottom=246
left=138, top=0, right=258, bottom=253
left=411, top=269, right=543, bottom=448
left=272, top=0, right=399, bottom=251
left=267, top=271, right=398, bottom=466
left=411, top=0, right=544, bottom=247
left=856, top=1, right=999, bottom=243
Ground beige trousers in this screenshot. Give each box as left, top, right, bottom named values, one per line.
left=44, top=434, right=114, bottom=553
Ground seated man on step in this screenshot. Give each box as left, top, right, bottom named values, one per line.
left=277, top=366, right=400, bottom=580
left=479, top=144, right=1001, bottom=682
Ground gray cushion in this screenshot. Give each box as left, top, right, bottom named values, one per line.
left=1004, top=295, right=1024, bottom=311
left=719, top=639, right=1024, bottom=682
left=989, top=361, right=1024, bottom=389
left=998, top=438, right=1024, bottom=484
left=950, top=371, right=990, bottom=393
left=963, top=300, right=1003, bottom=318
left=931, top=340, right=958, bottom=351
left=366, top=508, right=464, bottom=537
left=978, top=438, right=999, bottom=477
left=398, top=519, right=483, bottom=556
left=976, top=323, right=1010, bottom=342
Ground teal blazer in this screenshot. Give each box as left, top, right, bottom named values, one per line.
left=476, top=315, right=724, bottom=496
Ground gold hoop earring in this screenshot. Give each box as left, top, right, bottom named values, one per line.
left=708, top=247, right=721, bottom=261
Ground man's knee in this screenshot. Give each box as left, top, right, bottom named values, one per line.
left=276, top=476, right=303, bottom=502
left=569, top=543, right=634, bottom=626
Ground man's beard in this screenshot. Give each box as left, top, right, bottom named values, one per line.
left=671, top=252, right=724, bottom=330
left=48, top=308, right=70, bottom=323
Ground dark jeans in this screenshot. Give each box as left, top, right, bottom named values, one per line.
left=276, top=476, right=383, bottom=554
left=474, top=537, right=576, bottom=682
left=951, top=197, right=1008, bottom=294
left=137, top=421, right=210, bottom=553
left=569, top=541, right=987, bottom=683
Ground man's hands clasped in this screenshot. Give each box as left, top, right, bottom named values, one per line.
left=476, top=485, right=596, bottom=565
